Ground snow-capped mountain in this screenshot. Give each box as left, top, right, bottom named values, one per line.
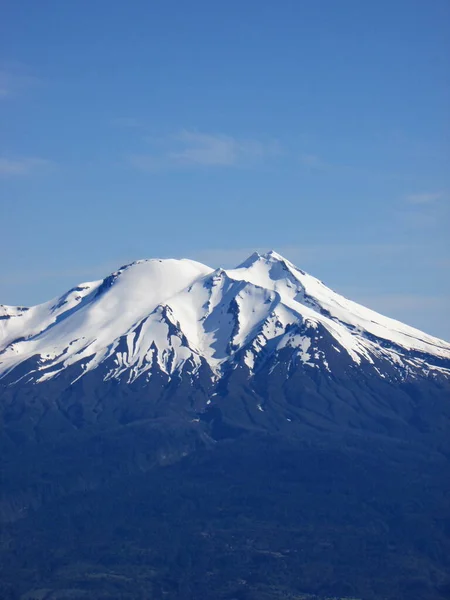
left=2, top=253, right=450, bottom=597
left=1, top=250, right=449, bottom=451
left=1, top=250, right=449, bottom=387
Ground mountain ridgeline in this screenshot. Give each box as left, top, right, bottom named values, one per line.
left=1, top=251, right=450, bottom=600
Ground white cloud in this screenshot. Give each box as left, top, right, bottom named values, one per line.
left=298, top=153, right=410, bottom=184
left=0, top=75, right=9, bottom=98
left=110, top=117, right=142, bottom=129
left=299, top=153, right=325, bottom=169
left=128, top=130, right=281, bottom=171
left=0, top=157, right=54, bottom=176
left=169, top=131, right=238, bottom=166
left=396, top=190, right=449, bottom=231
left=127, top=154, right=163, bottom=172
left=405, top=191, right=445, bottom=204
left=0, top=64, right=39, bottom=99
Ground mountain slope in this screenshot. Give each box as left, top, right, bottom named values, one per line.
left=1, top=250, right=449, bottom=387
left=0, top=250, right=448, bottom=456
left=1, top=252, right=450, bottom=600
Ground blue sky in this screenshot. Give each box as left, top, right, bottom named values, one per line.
left=1, top=0, right=449, bottom=338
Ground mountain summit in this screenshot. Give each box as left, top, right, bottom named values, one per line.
left=1, top=251, right=449, bottom=387
left=1, top=251, right=449, bottom=449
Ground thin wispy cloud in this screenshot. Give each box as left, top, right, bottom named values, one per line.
left=0, top=73, right=9, bottom=98
left=110, top=117, right=142, bottom=129
left=299, top=153, right=325, bottom=169
left=299, top=152, right=358, bottom=174
left=405, top=191, right=445, bottom=205
left=0, top=157, right=54, bottom=176
left=171, top=130, right=280, bottom=166
left=396, top=190, right=449, bottom=231
left=0, top=63, right=40, bottom=99
left=128, top=130, right=281, bottom=171
left=298, top=152, right=410, bottom=183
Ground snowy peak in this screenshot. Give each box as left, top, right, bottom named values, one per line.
left=235, top=250, right=307, bottom=283
left=0, top=251, right=449, bottom=386
left=236, top=249, right=289, bottom=268
left=225, top=252, right=450, bottom=360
